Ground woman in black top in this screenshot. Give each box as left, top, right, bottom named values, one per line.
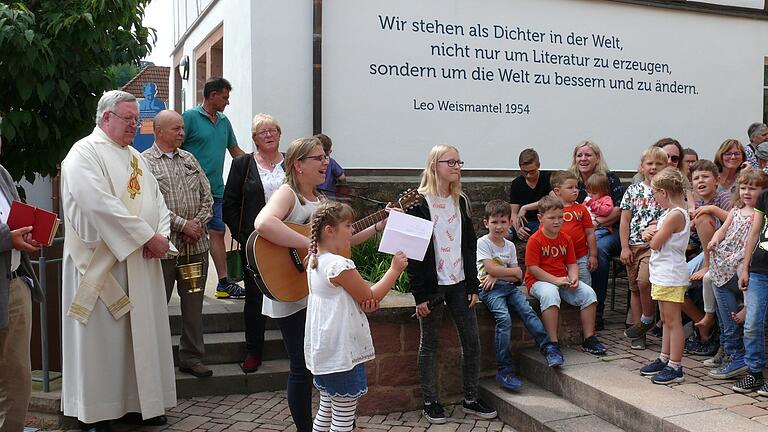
left=223, top=113, right=286, bottom=373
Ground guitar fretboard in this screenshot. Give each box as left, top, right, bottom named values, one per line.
left=352, top=210, right=388, bottom=234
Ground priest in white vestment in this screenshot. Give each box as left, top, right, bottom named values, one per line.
left=60, top=91, right=176, bottom=432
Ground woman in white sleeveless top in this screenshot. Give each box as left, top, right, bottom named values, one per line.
left=254, top=137, right=385, bottom=431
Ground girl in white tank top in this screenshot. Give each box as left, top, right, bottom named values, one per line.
left=639, top=167, right=690, bottom=385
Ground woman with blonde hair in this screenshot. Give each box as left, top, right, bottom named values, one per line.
left=223, top=113, right=284, bottom=373
left=253, top=136, right=385, bottom=431
left=406, top=144, right=497, bottom=424
left=568, top=140, right=625, bottom=330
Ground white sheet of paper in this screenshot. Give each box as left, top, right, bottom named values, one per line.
left=378, top=210, right=433, bottom=261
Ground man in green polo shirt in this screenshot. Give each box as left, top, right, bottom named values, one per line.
left=182, top=77, right=245, bottom=298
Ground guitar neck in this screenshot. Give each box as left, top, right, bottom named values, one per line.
left=352, top=209, right=388, bottom=234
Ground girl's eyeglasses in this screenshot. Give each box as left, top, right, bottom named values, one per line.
left=438, top=159, right=464, bottom=168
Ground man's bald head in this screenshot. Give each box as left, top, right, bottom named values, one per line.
left=153, top=110, right=185, bottom=152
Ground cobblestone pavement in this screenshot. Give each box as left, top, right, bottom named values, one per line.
left=44, top=392, right=516, bottom=432
left=585, top=282, right=768, bottom=426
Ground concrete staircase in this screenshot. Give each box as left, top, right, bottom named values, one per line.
left=168, top=300, right=289, bottom=398
left=479, top=347, right=767, bottom=432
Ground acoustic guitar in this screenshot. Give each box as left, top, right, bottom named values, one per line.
left=246, top=189, right=423, bottom=302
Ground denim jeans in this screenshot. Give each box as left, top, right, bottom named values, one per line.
left=744, top=272, right=768, bottom=373
left=511, top=220, right=540, bottom=241
left=590, top=227, right=620, bottom=320
left=479, top=281, right=551, bottom=372
left=418, top=281, right=480, bottom=403
left=713, top=275, right=744, bottom=358
left=530, top=280, right=597, bottom=311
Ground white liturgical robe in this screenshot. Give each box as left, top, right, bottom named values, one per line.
left=60, top=127, right=176, bottom=423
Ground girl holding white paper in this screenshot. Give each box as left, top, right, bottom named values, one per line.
left=304, top=200, right=407, bottom=432
left=406, top=144, right=497, bottom=424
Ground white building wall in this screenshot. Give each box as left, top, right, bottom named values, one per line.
left=249, top=1, right=315, bottom=143
left=172, top=0, right=315, bottom=176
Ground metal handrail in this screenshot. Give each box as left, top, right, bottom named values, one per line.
left=30, top=236, right=64, bottom=392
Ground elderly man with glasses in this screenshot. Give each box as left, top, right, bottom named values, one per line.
left=60, top=90, right=177, bottom=432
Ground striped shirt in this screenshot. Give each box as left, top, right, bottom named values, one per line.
left=143, top=143, right=213, bottom=258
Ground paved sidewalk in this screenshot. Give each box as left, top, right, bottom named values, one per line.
left=40, top=391, right=516, bottom=432
left=581, top=282, right=768, bottom=426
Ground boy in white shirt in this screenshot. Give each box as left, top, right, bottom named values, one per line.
left=477, top=200, right=564, bottom=391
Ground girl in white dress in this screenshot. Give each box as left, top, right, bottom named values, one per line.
left=305, top=201, right=407, bottom=432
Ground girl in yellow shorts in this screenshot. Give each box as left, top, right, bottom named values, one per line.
left=639, top=167, right=691, bottom=384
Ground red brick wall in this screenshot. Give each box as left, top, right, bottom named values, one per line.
left=358, top=304, right=535, bottom=415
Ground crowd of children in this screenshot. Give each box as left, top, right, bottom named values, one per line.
left=298, top=126, right=768, bottom=430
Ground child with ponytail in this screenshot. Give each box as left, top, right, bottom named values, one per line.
left=304, top=201, right=407, bottom=432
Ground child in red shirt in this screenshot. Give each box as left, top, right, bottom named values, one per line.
left=525, top=196, right=606, bottom=355
left=551, top=171, right=597, bottom=286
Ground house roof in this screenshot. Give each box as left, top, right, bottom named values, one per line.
left=121, top=66, right=171, bottom=102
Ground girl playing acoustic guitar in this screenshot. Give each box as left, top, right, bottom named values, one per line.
left=253, top=137, right=385, bottom=432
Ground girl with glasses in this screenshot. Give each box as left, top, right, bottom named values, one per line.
left=406, top=145, right=497, bottom=424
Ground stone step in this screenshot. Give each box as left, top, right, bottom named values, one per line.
left=518, top=347, right=767, bottom=432
left=171, top=330, right=286, bottom=365
left=168, top=300, right=278, bottom=336
left=175, top=359, right=290, bottom=399
left=479, top=377, right=626, bottom=432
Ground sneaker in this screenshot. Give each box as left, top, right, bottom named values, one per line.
left=757, top=383, right=768, bottom=397
left=703, top=346, right=727, bottom=367
left=462, top=399, right=497, bottom=419
left=179, top=363, right=213, bottom=378
left=733, top=373, right=764, bottom=393
left=496, top=371, right=523, bottom=391
left=542, top=343, right=564, bottom=368
left=423, top=402, right=447, bottom=424
left=708, top=357, right=748, bottom=380
left=216, top=280, right=245, bottom=299
left=686, top=338, right=718, bottom=356
left=651, top=365, right=685, bottom=385
left=630, top=336, right=647, bottom=350
left=624, top=321, right=654, bottom=339
left=581, top=335, right=607, bottom=355
left=640, top=358, right=668, bottom=376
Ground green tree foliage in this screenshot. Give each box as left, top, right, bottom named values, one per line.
left=110, top=62, right=140, bottom=88
left=0, top=1, right=156, bottom=181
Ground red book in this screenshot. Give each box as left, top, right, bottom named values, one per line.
left=7, top=201, right=60, bottom=247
